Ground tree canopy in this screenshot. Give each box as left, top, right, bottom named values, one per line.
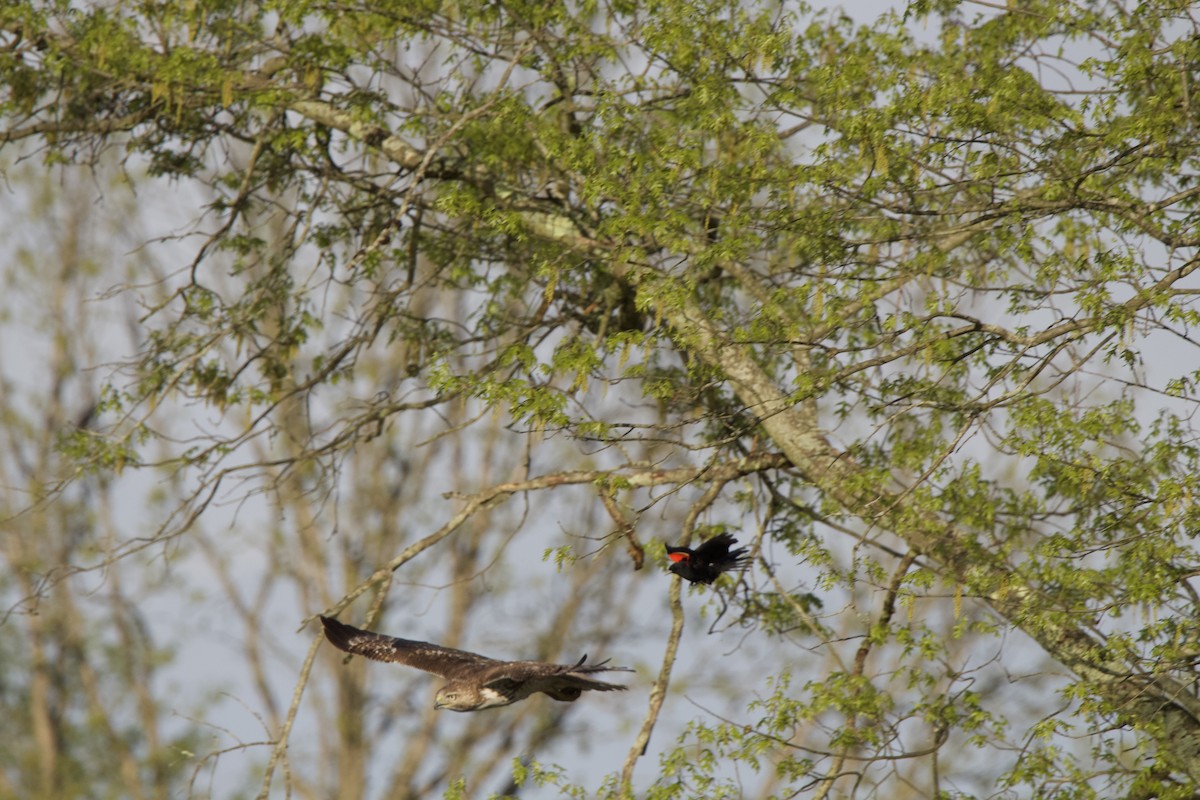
left=3, top=0, right=1200, bottom=797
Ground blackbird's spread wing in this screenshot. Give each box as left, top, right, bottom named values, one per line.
left=691, top=532, right=745, bottom=561
left=320, top=616, right=497, bottom=679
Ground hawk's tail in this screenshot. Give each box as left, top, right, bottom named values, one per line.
left=566, top=654, right=634, bottom=677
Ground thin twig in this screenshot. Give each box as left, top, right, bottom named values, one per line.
left=255, top=627, right=323, bottom=800
left=813, top=551, right=916, bottom=800
left=620, top=573, right=684, bottom=796
left=307, top=455, right=790, bottom=627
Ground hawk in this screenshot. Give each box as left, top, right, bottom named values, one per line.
left=665, top=533, right=750, bottom=584
left=319, top=615, right=633, bottom=711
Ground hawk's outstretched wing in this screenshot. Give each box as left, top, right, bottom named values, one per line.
left=320, top=615, right=496, bottom=679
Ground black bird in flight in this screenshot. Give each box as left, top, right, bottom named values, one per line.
left=665, top=533, right=750, bottom=584
left=319, top=615, right=632, bottom=711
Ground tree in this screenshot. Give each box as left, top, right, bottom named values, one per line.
left=0, top=163, right=203, bottom=800
left=3, top=0, right=1200, bottom=797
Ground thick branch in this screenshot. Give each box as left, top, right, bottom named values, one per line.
left=634, top=270, right=1200, bottom=780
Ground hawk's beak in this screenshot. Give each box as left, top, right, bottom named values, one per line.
left=433, top=700, right=444, bottom=710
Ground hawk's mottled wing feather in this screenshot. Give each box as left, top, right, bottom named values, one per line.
left=320, top=616, right=497, bottom=679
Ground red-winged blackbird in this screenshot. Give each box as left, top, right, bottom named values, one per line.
left=665, top=533, right=750, bottom=584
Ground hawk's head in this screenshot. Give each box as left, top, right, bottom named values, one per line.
left=433, top=683, right=512, bottom=712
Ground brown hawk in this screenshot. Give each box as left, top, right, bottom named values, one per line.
left=319, top=615, right=633, bottom=711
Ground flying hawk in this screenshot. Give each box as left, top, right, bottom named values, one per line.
left=319, top=615, right=633, bottom=711
left=665, top=533, right=750, bottom=584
